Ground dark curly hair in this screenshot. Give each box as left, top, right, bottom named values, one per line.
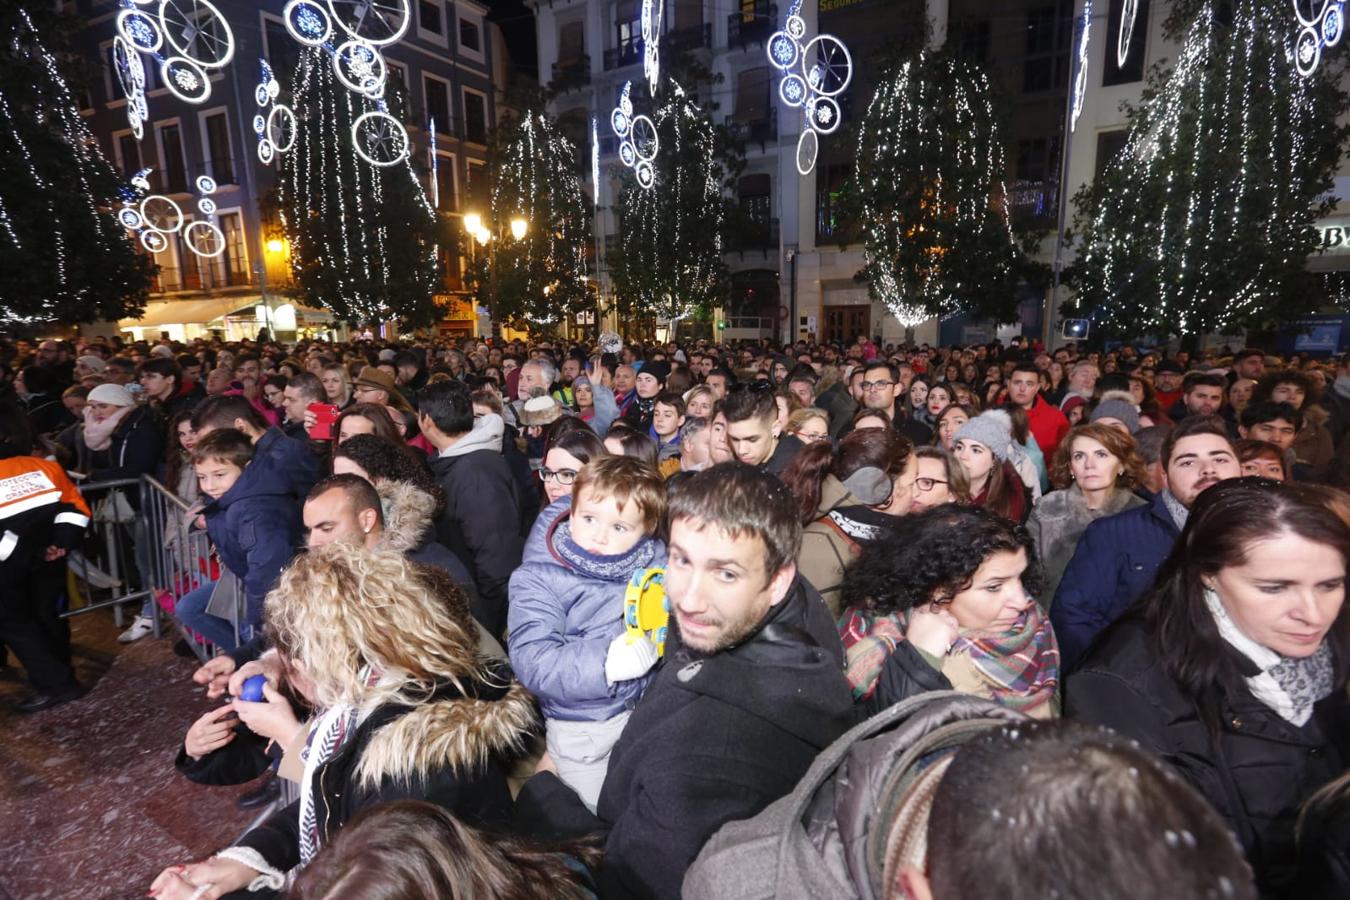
left=332, top=433, right=445, bottom=516
left=839, top=504, right=1042, bottom=614
left=1250, top=368, right=1319, bottom=408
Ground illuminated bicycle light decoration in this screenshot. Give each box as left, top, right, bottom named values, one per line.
left=640, top=0, right=663, bottom=95
left=253, top=58, right=296, bottom=163
left=352, top=110, right=410, bottom=166
left=117, top=8, right=162, bottom=53
left=609, top=81, right=659, bottom=189
left=1117, top=0, right=1138, bottom=68
left=284, top=0, right=334, bottom=45
left=767, top=0, right=852, bottom=175
left=334, top=39, right=387, bottom=97
left=111, top=0, right=238, bottom=122
left=1293, top=0, right=1346, bottom=76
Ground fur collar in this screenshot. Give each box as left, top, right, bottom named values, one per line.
left=375, top=480, right=436, bottom=554
left=354, top=680, right=536, bottom=789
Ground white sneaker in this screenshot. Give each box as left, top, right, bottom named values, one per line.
left=118, top=616, right=155, bottom=644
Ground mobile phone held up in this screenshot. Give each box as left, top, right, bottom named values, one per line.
left=308, top=402, right=340, bottom=441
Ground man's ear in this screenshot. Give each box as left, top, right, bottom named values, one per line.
left=358, top=507, right=379, bottom=535
left=767, top=563, right=796, bottom=608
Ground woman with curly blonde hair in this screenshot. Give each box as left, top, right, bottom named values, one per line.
left=151, top=543, right=535, bottom=900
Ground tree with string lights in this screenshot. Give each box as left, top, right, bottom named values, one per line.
left=478, top=108, right=593, bottom=332
left=1071, top=0, right=1350, bottom=337
left=0, top=5, right=154, bottom=324
left=607, top=81, right=729, bottom=332
left=276, top=47, right=442, bottom=328
left=854, top=47, right=1022, bottom=328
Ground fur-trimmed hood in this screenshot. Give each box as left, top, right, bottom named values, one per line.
left=376, top=479, right=437, bottom=555
left=355, top=678, right=536, bottom=789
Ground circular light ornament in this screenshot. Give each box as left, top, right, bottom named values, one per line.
left=326, top=0, right=411, bottom=46
left=113, top=37, right=146, bottom=97
left=810, top=96, right=842, bottom=134
left=786, top=13, right=807, bottom=39
left=768, top=32, right=798, bottom=70
left=252, top=114, right=267, bottom=135
left=118, top=9, right=163, bottom=53
left=618, top=141, right=637, bottom=167
left=161, top=56, right=212, bottom=104
left=610, top=108, right=631, bottom=138
left=128, top=113, right=144, bottom=141
left=1324, top=3, right=1345, bottom=46
left=267, top=104, right=298, bottom=153
left=197, top=197, right=217, bottom=215
left=334, top=39, right=386, bottom=97
left=267, top=79, right=281, bottom=99
left=255, top=83, right=272, bottom=106
left=141, top=230, right=169, bottom=253
left=184, top=220, right=227, bottom=257
left=118, top=207, right=144, bottom=230
left=779, top=73, right=807, bottom=107
left=284, top=0, right=334, bottom=45
left=158, top=0, right=235, bottom=68
left=140, top=195, right=184, bottom=233
left=801, top=35, right=852, bottom=96
left=351, top=110, right=409, bottom=166
left=796, top=129, right=818, bottom=176
left=135, top=93, right=149, bottom=119
left=1296, top=25, right=1322, bottom=77
left=257, top=138, right=275, bottom=164
left=634, top=160, right=655, bottom=189
left=629, top=115, right=658, bottom=161
left=195, top=175, right=217, bottom=194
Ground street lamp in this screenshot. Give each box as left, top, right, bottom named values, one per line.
left=462, top=211, right=528, bottom=338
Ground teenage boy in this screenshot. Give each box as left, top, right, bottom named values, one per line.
left=650, top=391, right=686, bottom=478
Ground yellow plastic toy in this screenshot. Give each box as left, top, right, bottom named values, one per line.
left=624, top=567, right=669, bottom=656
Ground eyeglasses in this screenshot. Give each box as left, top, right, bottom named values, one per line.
left=861, top=380, right=895, bottom=391
left=538, top=467, right=578, bottom=484
left=915, top=477, right=948, bottom=492
left=791, top=430, right=830, bottom=443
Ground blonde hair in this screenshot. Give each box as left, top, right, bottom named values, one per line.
left=786, top=407, right=828, bottom=436
left=265, top=543, right=480, bottom=710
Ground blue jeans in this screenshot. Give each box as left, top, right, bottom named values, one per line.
left=173, top=580, right=242, bottom=651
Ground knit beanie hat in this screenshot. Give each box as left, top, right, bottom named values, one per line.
left=638, top=360, right=671, bottom=385
left=1091, top=391, right=1141, bottom=434
left=76, top=354, right=107, bottom=373
left=149, top=345, right=175, bottom=359
left=87, top=383, right=135, bottom=407
left=520, top=394, right=564, bottom=427
left=953, top=410, right=1013, bottom=461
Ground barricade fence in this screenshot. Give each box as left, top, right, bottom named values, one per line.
left=65, top=475, right=242, bottom=662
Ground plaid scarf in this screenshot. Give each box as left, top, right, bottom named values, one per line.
left=840, top=605, right=1060, bottom=715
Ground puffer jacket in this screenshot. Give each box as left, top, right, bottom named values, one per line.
left=507, top=497, right=664, bottom=722
left=683, top=692, right=1025, bottom=900
left=1067, top=618, right=1350, bottom=898
left=201, top=457, right=303, bottom=633
left=1025, top=484, right=1145, bottom=605
left=797, top=475, right=897, bottom=619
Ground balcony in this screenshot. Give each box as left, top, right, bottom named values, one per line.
left=668, top=22, right=712, bottom=53
left=1007, top=179, right=1059, bottom=226
left=551, top=55, right=591, bottom=92
left=728, top=3, right=777, bottom=48
left=727, top=116, right=777, bottom=150
left=604, top=39, right=643, bottom=71
left=726, top=217, right=779, bottom=254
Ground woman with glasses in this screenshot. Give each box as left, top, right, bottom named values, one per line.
left=1027, top=423, right=1147, bottom=604
left=785, top=408, right=830, bottom=445
left=261, top=375, right=287, bottom=425
left=910, top=446, right=971, bottom=513
left=783, top=428, right=917, bottom=617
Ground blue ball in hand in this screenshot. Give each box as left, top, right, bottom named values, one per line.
left=239, top=674, right=267, bottom=702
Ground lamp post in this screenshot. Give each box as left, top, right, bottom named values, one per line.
left=462, top=212, right=528, bottom=340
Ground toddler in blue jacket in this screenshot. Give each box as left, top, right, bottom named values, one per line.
left=508, top=455, right=667, bottom=811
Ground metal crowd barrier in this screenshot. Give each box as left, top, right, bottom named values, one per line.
left=65, top=476, right=243, bottom=662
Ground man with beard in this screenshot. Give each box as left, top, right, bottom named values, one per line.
left=515, top=464, right=853, bottom=899
left=1051, top=416, right=1241, bottom=668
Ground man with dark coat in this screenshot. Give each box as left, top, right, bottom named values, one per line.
left=419, top=379, right=522, bottom=638
left=1052, top=416, right=1241, bottom=669
left=515, top=464, right=854, bottom=899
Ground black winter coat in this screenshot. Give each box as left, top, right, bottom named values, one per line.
left=514, top=578, right=854, bottom=900
left=1067, top=618, right=1350, bottom=898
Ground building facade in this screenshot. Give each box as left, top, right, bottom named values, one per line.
left=72, top=0, right=509, bottom=340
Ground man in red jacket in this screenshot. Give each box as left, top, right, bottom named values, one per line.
left=1007, top=363, right=1070, bottom=457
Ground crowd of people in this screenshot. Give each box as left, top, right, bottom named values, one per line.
left=1, top=330, right=1349, bottom=898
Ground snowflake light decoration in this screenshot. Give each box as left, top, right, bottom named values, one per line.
left=610, top=81, right=659, bottom=189
left=111, top=0, right=238, bottom=130
left=254, top=58, right=296, bottom=164
left=1293, top=0, right=1346, bottom=76
left=766, top=0, right=852, bottom=175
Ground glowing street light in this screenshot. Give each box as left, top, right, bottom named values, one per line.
left=510, top=217, right=528, bottom=240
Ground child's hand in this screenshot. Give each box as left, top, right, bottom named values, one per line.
left=604, top=634, right=659, bottom=684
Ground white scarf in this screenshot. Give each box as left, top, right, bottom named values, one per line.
left=1205, top=588, right=1333, bottom=727
left=82, top=404, right=132, bottom=452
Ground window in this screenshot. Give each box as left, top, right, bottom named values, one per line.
left=463, top=89, right=487, bottom=144
left=115, top=132, right=142, bottom=177
left=424, top=76, right=452, bottom=135
left=738, top=173, right=771, bottom=224
left=387, top=60, right=408, bottom=91
left=466, top=160, right=488, bottom=209
left=1094, top=130, right=1129, bottom=182
left=176, top=228, right=204, bottom=290
left=616, top=0, right=642, bottom=62
left=816, top=163, right=851, bottom=240
left=559, top=20, right=585, bottom=64
left=953, top=18, right=991, bottom=63
left=1022, top=3, right=1072, bottom=94
left=431, top=150, right=457, bottom=210
left=202, top=111, right=235, bottom=184
left=1103, top=0, right=1148, bottom=85
left=458, top=15, right=481, bottom=53
left=157, top=122, right=188, bottom=193
left=418, top=0, right=442, bottom=34
left=734, top=67, right=771, bottom=122
left=1016, top=138, right=1058, bottom=182
left=263, top=17, right=302, bottom=83
left=211, top=212, right=248, bottom=285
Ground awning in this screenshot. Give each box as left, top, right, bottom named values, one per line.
left=224, top=301, right=334, bottom=320
left=119, top=296, right=245, bottom=329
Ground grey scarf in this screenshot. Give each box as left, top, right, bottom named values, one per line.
left=1160, top=489, right=1189, bottom=531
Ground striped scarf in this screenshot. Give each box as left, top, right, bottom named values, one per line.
left=840, top=605, right=1060, bottom=715
left=297, top=702, right=358, bottom=865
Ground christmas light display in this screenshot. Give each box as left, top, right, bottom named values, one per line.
left=766, top=0, right=852, bottom=175
left=641, top=0, right=662, bottom=95
left=591, top=117, right=601, bottom=209
left=487, top=110, right=593, bottom=326
left=1075, top=0, right=1345, bottom=335
left=610, top=81, right=660, bottom=189
left=284, top=0, right=333, bottom=45
left=1071, top=0, right=1092, bottom=132
left=111, top=0, right=238, bottom=131
left=253, top=58, right=288, bottom=164
left=1293, top=0, right=1345, bottom=76
left=855, top=50, right=1019, bottom=327
left=0, top=7, right=153, bottom=323
left=1117, top=0, right=1138, bottom=68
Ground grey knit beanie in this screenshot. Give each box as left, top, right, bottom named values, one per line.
left=953, top=410, right=1013, bottom=461
left=1091, top=392, right=1141, bottom=434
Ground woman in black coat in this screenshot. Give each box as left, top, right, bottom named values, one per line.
left=1067, top=478, right=1350, bottom=898
left=150, top=543, right=535, bottom=900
